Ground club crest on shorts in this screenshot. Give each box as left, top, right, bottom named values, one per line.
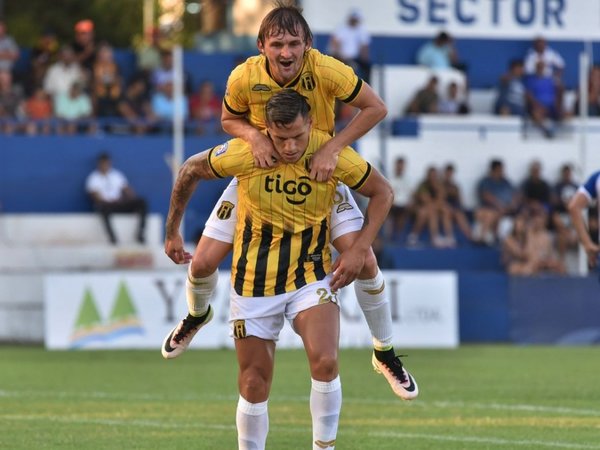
left=233, top=320, right=246, bottom=339
left=215, top=142, right=229, bottom=156
left=216, top=201, right=235, bottom=220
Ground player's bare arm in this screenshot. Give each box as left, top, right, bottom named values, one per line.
left=568, top=192, right=600, bottom=267
left=165, top=150, right=217, bottom=264
left=330, top=168, right=393, bottom=290
left=310, top=83, right=387, bottom=182
left=221, top=107, right=277, bottom=168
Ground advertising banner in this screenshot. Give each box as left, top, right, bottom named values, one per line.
left=44, top=270, right=458, bottom=350
left=303, top=0, right=600, bottom=40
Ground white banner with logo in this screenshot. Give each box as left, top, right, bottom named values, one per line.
left=303, top=0, right=600, bottom=40
left=44, top=270, right=458, bottom=350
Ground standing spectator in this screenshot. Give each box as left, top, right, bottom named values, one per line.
left=551, top=163, right=579, bottom=262
left=329, top=9, right=371, bottom=83
left=568, top=170, right=600, bottom=269
left=405, top=76, right=439, bottom=115
left=92, top=43, right=123, bottom=120
left=117, top=77, right=157, bottom=134
left=524, top=36, right=564, bottom=82
left=386, top=157, right=412, bottom=240
left=473, top=159, right=521, bottom=245
left=525, top=61, right=563, bottom=138
left=43, top=45, right=86, bottom=99
left=442, top=163, right=472, bottom=241
left=0, top=19, right=20, bottom=74
left=54, top=82, right=93, bottom=134
left=520, top=160, right=551, bottom=214
left=72, top=19, right=97, bottom=74
left=28, top=29, right=60, bottom=94
left=494, top=59, right=526, bottom=116
left=85, top=152, right=147, bottom=245
left=23, top=86, right=53, bottom=135
left=188, top=80, right=222, bottom=134
left=0, top=69, right=23, bottom=134
left=416, top=31, right=459, bottom=70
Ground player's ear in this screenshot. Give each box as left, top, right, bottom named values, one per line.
left=257, top=39, right=264, bottom=54
left=305, top=38, right=313, bottom=52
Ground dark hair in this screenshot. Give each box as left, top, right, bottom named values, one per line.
left=257, top=1, right=313, bottom=46
left=490, top=159, right=503, bottom=171
left=97, top=152, right=111, bottom=162
left=265, top=89, right=311, bottom=126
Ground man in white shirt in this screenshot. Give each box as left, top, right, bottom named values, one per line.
left=329, top=9, right=371, bottom=82
left=43, top=45, right=85, bottom=98
left=85, top=152, right=147, bottom=245
left=524, top=36, right=564, bottom=81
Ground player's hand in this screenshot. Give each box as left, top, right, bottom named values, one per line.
left=165, top=233, right=193, bottom=264
left=330, top=247, right=366, bottom=291
left=585, top=243, right=600, bottom=268
left=250, top=133, right=278, bottom=169
left=309, top=141, right=339, bottom=182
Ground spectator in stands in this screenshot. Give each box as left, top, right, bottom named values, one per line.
left=151, top=81, right=189, bottom=128
left=525, top=60, right=563, bottom=138
left=439, top=81, right=469, bottom=115
left=188, top=80, right=222, bottom=134
left=136, top=27, right=163, bottom=78
left=416, top=31, right=458, bottom=71
left=551, top=163, right=579, bottom=262
left=568, top=170, right=600, bottom=269
left=23, top=86, right=53, bottom=135
left=386, top=156, right=412, bottom=240
left=72, top=19, right=97, bottom=74
left=501, top=210, right=565, bottom=276
left=28, top=29, right=60, bottom=94
left=442, top=163, right=472, bottom=241
left=151, top=50, right=174, bottom=91
left=524, top=36, right=564, bottom=83
left=92, top=43, right=123, bottom=120
left=117, top=76, right=157, bottom=135
left=405, top=76, right=439, bottom=115
left=0, top=69, right=23, bottom=134
left=520, top=160, right=551, bottom=214
left=407, top=166, right=456, bottom=248
left=573, top=65, right=600, bottom=116
left=54, top=81, right=93, bottom=135
left=473, top=159, right=521, bottom=246
left=0, top=19, right=20, bottom=74
left=494, top=59, right=526, bottom=117
left=85, top=152, right=147, bottom=245
left=329, top=8, right=371, bottom=83
left=43, top=45, right=86, bottom=99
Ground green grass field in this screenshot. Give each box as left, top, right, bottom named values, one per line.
left=1, top=345, right=600, bottom=449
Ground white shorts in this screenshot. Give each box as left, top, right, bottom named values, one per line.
left=229, top=276, right=339, bottom=341
left=203, top=178, right=364, bottom=244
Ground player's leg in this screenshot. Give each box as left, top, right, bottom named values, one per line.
left=330, top=184, right=418, bottom=400
left=289, top=280, right=341, bottom=450
left=161, top=179, right=238, bottom=359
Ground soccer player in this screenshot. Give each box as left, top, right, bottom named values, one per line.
left=568, top=170, right=600, bottom=268
left=162, top=2, right=418, bottom=401
left=165, top=90, right=403, bottom=450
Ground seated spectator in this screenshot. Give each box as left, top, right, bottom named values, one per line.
left=43, top=45, right=86, bottom=99
left=136, top=27, right=163, bottom=79
left=0, top=69, right=23, bottom=134
left=72, top=19, right=97, bottom=74
left=416, top=31, right=458, bottom=70
left=85, top=152, right=147, bottom=245
left=525, top=60, right=563, bottom=138
left=442, top=163, right=472, bottom=241
left=150, top=49, right=192, bottom=95
left=502, top=210, right=565, bottom=276
left=473, top=159, right=522, bottom=245
left=407, top=166, right=455, bottom=248
left=524, top=36, right=564, bottom=83
left=550, top=163, right=579, bottom=261
left=117, top=77, right=157, bottom=134
left=92, top=43, right=123, bottom=119
left=439, top=82, right=469, bottom=115
left=405, top=76, right=439, bottom=115
left=494, top=59, right=526, bottom=116
left=329, top=8, right=371, bottom=83
left=23, top=87, right=53, bottom=135
left=151, top=81, right=189, bottom=126
left=189, top=80, right=222, bottom=134
left=0, top=19, right=20, bottom=74
left=386, top=156, right=412, bottom=240
left=54, top=82, right=94, bottom=134
left=28, top=29, right=60, bottom=94
left=520, top=160, right=551, bottom=214
left=573, top=65, right=600, bottom=116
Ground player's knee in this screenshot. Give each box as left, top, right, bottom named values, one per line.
left=239, top=369, right=270, bottom=402
left=358, top=248, right=379, bottom=279
left=310, top=354, right=338, bottom=381
left=190, top=256, right=219, bottom=278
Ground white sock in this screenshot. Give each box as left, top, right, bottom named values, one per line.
left=236, top=396, right=269, bottom=450
left=354, top=270, right=394, bottom=349
left=310, top=376, right=342, bottom=450
left=186, top=267, right=218, bottom=317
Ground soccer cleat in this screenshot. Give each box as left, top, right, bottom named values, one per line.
left=372, top=352, right=419, bottom=400
left=161, top=306, right=214, bottom=359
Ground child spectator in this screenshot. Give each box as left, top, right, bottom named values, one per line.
left=439, top=81, right=469, bottom=114
left=23, top=87, right=53, bottom=135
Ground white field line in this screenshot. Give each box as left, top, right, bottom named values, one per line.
left=2, top=414, right=600, bottom=449
left=2, top=389, right=600, bottom=418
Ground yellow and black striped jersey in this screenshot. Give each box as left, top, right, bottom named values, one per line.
left=207, top=129, right=371, bottom=297
left=223, top=49, right=362, bottom=136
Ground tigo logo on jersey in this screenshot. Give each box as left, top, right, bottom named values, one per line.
left=264, top=174, right=312, bottom=205
left=215, top=142, right=229, bottom=156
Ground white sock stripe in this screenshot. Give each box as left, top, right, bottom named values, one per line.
left=237, top=396, right=268, bottom=416
left=187, top=268, right=219, bottom=286
left=354, top=269, right=384, bottom=290
left=311, top=376, right=341, bottom=394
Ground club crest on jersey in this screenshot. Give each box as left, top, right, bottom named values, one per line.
left=215, top=142, right=229, bottom=156
left=264, top=174, right=312, bottom=205
left=216, top=201, right=235, bottom=220
left=252, top=84, right=271, bottom=92
left=301, top=72, right=316, bottom=91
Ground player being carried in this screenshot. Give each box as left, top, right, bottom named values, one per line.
left=162, top=1, right=418, bottom=401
